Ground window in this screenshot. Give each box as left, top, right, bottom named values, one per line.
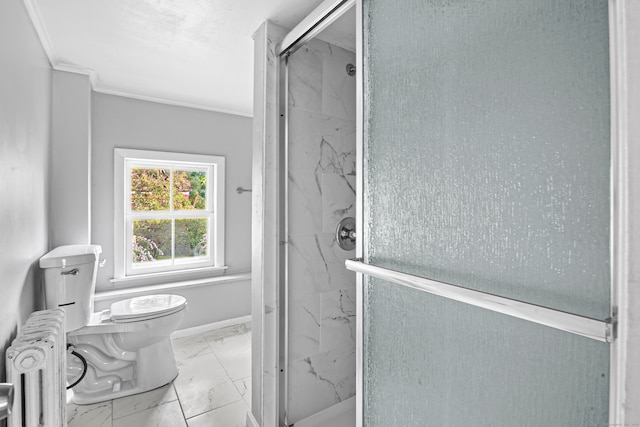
left=114, top=149, right=225, bottom=279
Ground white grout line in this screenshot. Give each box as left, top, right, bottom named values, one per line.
left=172, top=323, right=252, bottom=423
left=67, top=319, right=251, bottom=426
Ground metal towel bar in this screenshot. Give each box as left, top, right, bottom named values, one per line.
left=345, top=259, right=614, bottom=343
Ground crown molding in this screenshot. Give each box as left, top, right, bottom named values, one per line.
left=23, top=0, right=56, bottom=66
left=92, top=85, right=253, bottom=117
left=23, top=0, right=252, bottom=118
left=53, top=63, right=98, bottom=86
left=24, top=0, right=97, bottom=85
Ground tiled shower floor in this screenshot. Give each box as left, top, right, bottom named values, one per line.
left=66, top=321, right=252, bottom=427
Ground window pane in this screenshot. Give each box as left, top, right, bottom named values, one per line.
left=132, top=219, right=172, bottom=263
left=130, top=168, right=170, bottom=211
left=173, top=170, right=207, bottom=210
left=175, top=218, right=208, bottom=259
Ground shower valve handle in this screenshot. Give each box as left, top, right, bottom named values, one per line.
left=336, top=217, right=356, bottom=251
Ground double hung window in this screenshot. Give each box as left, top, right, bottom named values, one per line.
left=114, top=149, right=225, bottom=278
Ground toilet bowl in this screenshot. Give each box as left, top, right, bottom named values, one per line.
left=39, top=245, right=187, bottom=405
left=66, top=294, right=186, bottom=404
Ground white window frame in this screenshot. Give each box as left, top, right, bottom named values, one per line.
left=114, top=148, right=225, bottom=279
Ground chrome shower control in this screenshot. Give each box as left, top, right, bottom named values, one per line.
left=336, top=217, right=356, bottom=251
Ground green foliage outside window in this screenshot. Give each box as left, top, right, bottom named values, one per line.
left=130, top=168, right=209, bottom=263
left=130, top=168, right=170, bottom=211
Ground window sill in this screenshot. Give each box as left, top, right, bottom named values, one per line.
left=95, top=271, right=250, bottom=304
left=110, top=266, right=228, bottom=288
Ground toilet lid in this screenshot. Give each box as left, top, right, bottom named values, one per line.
left=110, top=294, right=187, bottom=322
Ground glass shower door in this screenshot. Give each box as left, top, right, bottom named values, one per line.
left=354, top=0, right=613, bottom=425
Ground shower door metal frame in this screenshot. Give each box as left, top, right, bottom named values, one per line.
left=353, top=0, right=633, bottom=425
left=276, top=1, right=356, bottom=426
left=276, top=50, right=289, bottom=427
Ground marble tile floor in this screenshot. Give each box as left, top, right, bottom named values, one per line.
left=67, top=321, right=252, bottom=427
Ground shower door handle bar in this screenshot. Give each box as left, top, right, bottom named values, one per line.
left=345, top=259, right=614, bottom=343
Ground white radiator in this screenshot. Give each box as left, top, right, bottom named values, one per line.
left=5, top=309, right=66, bottom=427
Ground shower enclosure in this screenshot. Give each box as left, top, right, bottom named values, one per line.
left=353, top=0, right=617, bottom=425
left=277, top=4, right=358, bottom=425
left=252, top=0, right=635, bottom=425
left=250, top=1, right=358, bottom=426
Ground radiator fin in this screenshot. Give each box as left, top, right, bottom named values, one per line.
left=6, top=309, right=66, bottom=427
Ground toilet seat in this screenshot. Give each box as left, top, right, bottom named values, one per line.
left=110, top=294, right=187, bottom=323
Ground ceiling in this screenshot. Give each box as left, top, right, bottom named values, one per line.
left=27, top=0, right=356, bottom=117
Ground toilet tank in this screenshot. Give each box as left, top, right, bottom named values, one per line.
left=39, top=245, right=102, bottom=332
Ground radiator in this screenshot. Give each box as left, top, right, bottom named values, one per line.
left=5, top=309, right=66, bottom=427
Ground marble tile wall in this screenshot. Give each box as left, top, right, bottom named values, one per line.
left=286, top=38, right=357, bottom=424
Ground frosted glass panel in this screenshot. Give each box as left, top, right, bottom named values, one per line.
left=364, top=0, right=610, bottom=319
left=364, top=279, right=609, bottom=426
left=363, top=0, right=610, bottom=424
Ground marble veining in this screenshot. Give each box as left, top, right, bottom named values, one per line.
left=316, top=138, right=356, bottom=192
left=289, top=293, right=321, bottom=360
left=288, top=108, right=356, bottom=174
left=233, top=376, right=251, bottom=405
left=67, top=321, right=252, bottom=426
left=112, top=400, right=186, bottom=427
left=322, top=173, right=356, bottom=233
left=289, top=170, right=323, bottom=235
left=288, top=346, right=357, bottom=423
left=286, top=35, right=357, bottom=424
left=302, top=357, right=341, bottom=402
left=288, top=234, right=354, bottom=294
left=113, top=383, right=177, bottom=419
left=254, top=20, right=357, bottom=427
left=67, top=401, right=112, bottom=427
left=320, top=288, right=357, bottom=352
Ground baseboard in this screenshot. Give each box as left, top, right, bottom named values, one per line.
left=246, top=410, right=260, bottom=427
left=172, top=314, right=251, bottom=339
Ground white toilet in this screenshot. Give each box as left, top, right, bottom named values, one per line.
left=39, top=244, right=187, bottom=404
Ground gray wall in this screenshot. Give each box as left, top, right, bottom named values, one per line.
left=51, top=70, right=91, bottom=247
left=91, top=93, right=253, bottom=290
left=0, top=0, right=51, bottom=392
